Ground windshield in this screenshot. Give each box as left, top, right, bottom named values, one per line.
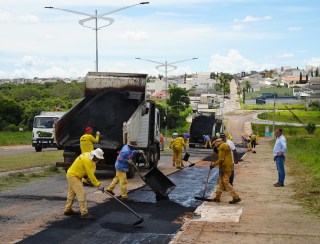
left=33, top=117, right=59, bottom=129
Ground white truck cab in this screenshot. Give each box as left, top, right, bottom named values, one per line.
left=32, top=111, right=65, bottom=152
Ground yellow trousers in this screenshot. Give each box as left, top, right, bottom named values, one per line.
left=172, top=149, right=183, bottom=168
left=215, top=171, right=240, bottom=199
left=108, top=171, right=128, bottom=198
left=65, top=175, right=88, bottom=216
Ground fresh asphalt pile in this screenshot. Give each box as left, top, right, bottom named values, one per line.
left=19, top=166, right=219, bottom=244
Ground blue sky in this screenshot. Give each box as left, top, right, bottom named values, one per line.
left=0, top=0, right=319, bottom=78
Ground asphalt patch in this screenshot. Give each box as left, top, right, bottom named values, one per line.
left=19, top=167, right=220, bottom=243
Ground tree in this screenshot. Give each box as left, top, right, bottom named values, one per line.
left=305, top=123, right=316, bottom=135
left=316, top=67, right=319, bottom=77
left=299, top=72, right=302, bottom=83
left=243, top=80, right=251, bottom=93
left=168, top=85, right=190, bottom=114
left=0, top=96, right=24, bottom=130
left=306, top=74, right=309, bottom=82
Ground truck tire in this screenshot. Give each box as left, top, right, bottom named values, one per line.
left=149, top=151, right=159, bottom=169
left=35, top=147, right=42, bottom=152
left=127, top=163, right=136, bottom=179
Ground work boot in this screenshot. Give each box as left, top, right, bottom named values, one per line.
left=273, top=183, right=284, bottom=187
left=212, top=197, right=220, bottom=202
left=106, top=189, right=115, bottom=196
left=64, top=209, right=78, bottom=216
left=229, top=198, right=241, bottom=204
left=80, top=213, right=97, bottom=220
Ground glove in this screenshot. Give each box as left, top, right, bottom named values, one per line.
left=98, top=184, right=104, bottom=192
left=139, top=150, right=144, bottom=154
left=96, top=131, right=101, bottom=136
left=209, top=164, right=215, bottom=170
left=128, top=160, right=134, bottom=165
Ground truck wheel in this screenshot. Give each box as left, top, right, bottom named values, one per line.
left=149, top=151, right=159, bottom=169
left=35, top=147, right=42, bottom=152
left=127, top=164, right=136, bottom=179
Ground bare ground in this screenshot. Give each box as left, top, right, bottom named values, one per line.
left=171, top=137, right=320, bottom=244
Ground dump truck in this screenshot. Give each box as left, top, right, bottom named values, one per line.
left=55, top=72, right=161, bottom=178
left=32, top=111, right=66, bottom=152
left=188, top=111, right=223, bottom=148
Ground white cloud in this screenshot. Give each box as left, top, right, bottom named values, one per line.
left=0, top=70, right=6, bottom=77
left=117, top=30, right=149, bottom=41
left=18, top=14, right=39, bottom=23
left=277, top=52, right=294, bottom=58
left=209, top=49, right=275, bottom=73
left=21, top=56, right=48, bottom=67
left=0, top=10, right=11, bottom=22
left=288, top=26, right=302, bottom=31
left=210, top=49, right=256, bottom=73
left=234, top=15, right=272, bottom=23
left=305, top=57, right=320, bottom=67
left=233, top=24, right=244, bottom=31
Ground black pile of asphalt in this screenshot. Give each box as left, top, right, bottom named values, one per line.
left=19, top=167, right=219, bottom=244
left=69, top=89, right=142, bottom=149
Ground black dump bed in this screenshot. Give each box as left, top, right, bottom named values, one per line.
left=189, top=115, right=215, bottom=144
left=55, top=89, right=143, bottom=150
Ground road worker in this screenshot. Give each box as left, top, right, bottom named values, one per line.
left=64, top=148, right=105, bottom=219
left=80, top=127, right=100, bottom=186
left=106, top=140, right=144, bottom=201
left=226, top=132, right=233, bottom=141
left=210, top=139, right=241, bottom=204
left=203, top=134, right=212, bottom=149
left=250, top=133, right=257, bottom=149
left=220, top=133, right=239, bottom=185
left=169, top=132, right=186, bottom=169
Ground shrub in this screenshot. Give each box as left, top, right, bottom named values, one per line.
left=4, top=124, right=18, bottom=132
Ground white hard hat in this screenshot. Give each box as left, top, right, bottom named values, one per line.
left=173, top=132, right=178, bottom=136
left=91, top=148, right=104, bottom=159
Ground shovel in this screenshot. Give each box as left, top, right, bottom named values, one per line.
left=104, top=190, right=144, bottom=226
left=182, top=152, right=195, bottom=167
left=194, top=167, right=213, bottom=201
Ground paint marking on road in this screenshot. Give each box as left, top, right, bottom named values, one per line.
left=193, top=205, right=243, bottom=223
left=158, top=163, right=164, bottom=166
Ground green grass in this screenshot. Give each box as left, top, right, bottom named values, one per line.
left=287, top=137, right=320, bottom=215
left=252, top=123, right=320, bottom=138
left=0, top=165, right=63, bottom=191
left=257, top=111, right=320, bottom=124
left=0, top=131, right=32, bottom=146
left=243, top=103, right=306, bottom=110
left=0, top=150, right=64, bottom=172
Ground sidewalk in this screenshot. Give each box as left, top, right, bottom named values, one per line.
left=171, top=137, right=320, bottom=244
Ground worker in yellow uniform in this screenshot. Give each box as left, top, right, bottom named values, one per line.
left=80, top=127, right=100, bottom=186
left=64, top=148, right=105, bottom=219
left=210, top=139, right=241, bottom=204
left=169, top=133, right=186, bottom=169
left=250, top=133, right=257, bottom=150
left=226, top=132, right=233, bottom=141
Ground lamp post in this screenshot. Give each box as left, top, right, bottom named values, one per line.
left=45, top=2, right=149, bottom=72
left=135, top=57, right=198, bottom=142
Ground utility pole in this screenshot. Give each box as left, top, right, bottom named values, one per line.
left=273, top=93, right=275, bottom=137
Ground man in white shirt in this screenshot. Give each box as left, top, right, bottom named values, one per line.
left=220, top=133, right=239, bottom=185
left=273, top=128, right=287, bottom=187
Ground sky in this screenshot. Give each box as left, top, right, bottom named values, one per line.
left=0, top=0, right=320, bottom=79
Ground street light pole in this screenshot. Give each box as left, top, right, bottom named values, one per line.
left=135, top=57, right=198, bottom=142
left=45, top=2, right=149, bottom=72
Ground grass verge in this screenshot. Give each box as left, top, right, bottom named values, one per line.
left=287, top=137, right=320, bottom=215
left=0, top=150, right=63, bottom=172
left=0, top=165, right=63, bottom=192
left=0, top=131, right=32, bottom=146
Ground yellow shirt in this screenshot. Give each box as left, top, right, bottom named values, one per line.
left=80, top=133, right=100, bottom=153
left=67, top=152, right=100, bottom=187
left=212, top=142, right=233, bottom=172
left=170, top=137, right=186, bottom=151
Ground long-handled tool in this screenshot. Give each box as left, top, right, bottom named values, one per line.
left=104, top=190, right=144, bottom=226
left=182, top=152, right=195, bottom=167
left=194, top=167, right=213, bottom=201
